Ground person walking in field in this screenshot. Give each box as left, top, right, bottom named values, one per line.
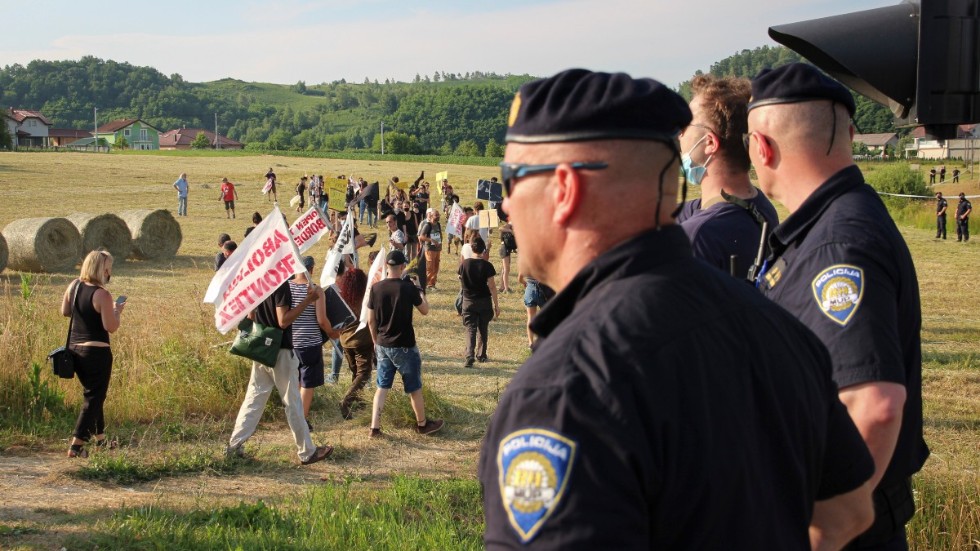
left=173, top=172, right=189, bottom=216
left=219, top=177, right=239, bottom=219
left=264, top=167, right=278, bottom=203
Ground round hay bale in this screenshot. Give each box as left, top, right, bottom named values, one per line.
left=0, top=233, right=7, bottom=273
left=119, top=209, right=182, bottom=260
left=67, top=213, right=133, bottom=259
left=3, top=218, right=82, bottom=272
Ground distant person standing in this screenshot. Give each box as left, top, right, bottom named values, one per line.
left=418, top=208, right=444, bottom=290
left=929, top=167, right=936, bottom=184
left=936, top=192, right=948, bottom=240
left=219, top=177, right=239, bottom=219
left=296, top=176, right=307, bottom=212
left=173, top=172, right=189, bottom=216
left=940, top=165, right=947, bottom=183
left=952, top=167, right=961, bottom=183
left=215, top=233, right=232, bottom=271
left=458, top=236, right=500, bottom=368
left=957, top=192, right=972, bottom=242
left=366, top=250, right=444, bottom=437
left=264, top=168, right=278, bottom=203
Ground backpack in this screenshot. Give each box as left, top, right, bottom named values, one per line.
left=501, top=231, right=517, bottom=253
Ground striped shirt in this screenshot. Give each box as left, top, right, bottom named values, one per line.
left=288, top=281, right=323, bottom=348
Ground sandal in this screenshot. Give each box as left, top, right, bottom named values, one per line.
left=301, top=445, right=334, bottom=465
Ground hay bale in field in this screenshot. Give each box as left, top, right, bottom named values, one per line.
left=2, top=217, right=82, bottom=272
left=119, top=209, right=182, bottom=260
left=0, top=233, right=7, bottom=273
left=67, top=213, right=133, bottom=259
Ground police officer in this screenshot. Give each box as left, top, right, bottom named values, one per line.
left=479, top=68, right=874, bottom=550
left=956, top=192, right=972, bottom=242
left=747, top=63, right=929, bottom=550
left=936, top=191, right=948, bottom=240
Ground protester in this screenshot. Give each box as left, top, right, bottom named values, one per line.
left=216, top=240, right=237, bottom=271
left=288, top=256, right=340, bottom=428
left=366, top=250, right=444, bottom=437
left=61, top=250, right=124, bottom=458
left=264, top=168, right=278, bottom=203
left=518, top=271, right=552, bottom=348
left=226, top=276, right=333, bottom=465
left=747, top=63, right=927, bottom=548
left=173, top=172, right=189, bottom=216
left=459, top=237, right=500, bottom=367
left=465, top=201, right=490, bottom=247
left=335, top=255, right=374, bottom=420
left=479, top=68, right=874, bottom=548
left=498, top=221, right=516, bottom=292
left=218, top=177, right=239, bottom=219
left=418, top=208, right=444, bottom=290
left=245, top=212, right=262, bottom=238
left=215, top=234, right=232, bottom=271
left=295, top=176, right=307, bottom=212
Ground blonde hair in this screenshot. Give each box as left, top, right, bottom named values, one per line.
left=79, top=250, right=113, bottom=286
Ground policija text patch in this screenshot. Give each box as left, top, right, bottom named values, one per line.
left=811, top=264, right=864, bottom=326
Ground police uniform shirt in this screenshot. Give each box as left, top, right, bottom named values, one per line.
left=759, top=165, right=929, bottom=492
left=479, top=226, right=873, bottom=550
left=957, top=197, right=972, bottom=218
left=674, top=189, right=777, bottom=225
left=936, top=197, right=947, bottom=215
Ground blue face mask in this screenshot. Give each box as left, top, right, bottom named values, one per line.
left=681, top=134, right=713, bottom=185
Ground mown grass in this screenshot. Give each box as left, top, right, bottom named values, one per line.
left=67, top=476, right=482, bottom=551
left=0, top=151, right=978, bottom=549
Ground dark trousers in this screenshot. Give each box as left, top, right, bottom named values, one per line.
left=957, top=217, right=970, bottom=241
left=340, top=326, right=374, bottom=408
left=936, top=214, right=946, bottom=238
left=69, top=345, right=113, bottom=441
left=462, top=297, right=493, bottom=361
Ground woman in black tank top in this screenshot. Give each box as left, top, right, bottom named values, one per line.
left=59, top=250, right=125, bottom=458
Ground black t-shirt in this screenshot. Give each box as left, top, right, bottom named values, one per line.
left=479, top=226, right=873, bottom=549
left=459, top=258, right=497, bottom=300
left=937, top=197, right=948, bottom=214
left=395, top=211, right=407, bottom=233
left=416, top=190, right=429, bottom=212
left=254, top=283, right=293, bottom=349
left=368, top=278, right=423, bottom=348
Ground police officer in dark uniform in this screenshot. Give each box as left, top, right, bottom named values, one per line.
left=936, top=191, right=948, bottom=239
left=479, top=68, right=875, bottom=550
left=746, top=63, right=929, bottom=550
left=956, top=192, right=972, bottom=242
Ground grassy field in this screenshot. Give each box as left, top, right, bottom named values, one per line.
left=0, top=151, right=978, bottom=549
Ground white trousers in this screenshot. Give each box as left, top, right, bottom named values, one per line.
left=228, top=349, right=315, bottom=462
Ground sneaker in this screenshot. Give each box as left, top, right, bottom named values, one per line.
left=326, top=373, right=338, bottom=384
left=478, top=355, right=488, bottom=363
left=225, top=445, right=246, bottom=460
left=416, top=419, right=445, bottom=436
left=369, top=427, right=384, bottom=438
left=464, top=358, right=474, bottom=368
left=300, top=445, right=333, bottom=465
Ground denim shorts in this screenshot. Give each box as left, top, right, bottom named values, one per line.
left=375, top=345, right=422, bottom=393
left=524, top=281, right=547, bottom=308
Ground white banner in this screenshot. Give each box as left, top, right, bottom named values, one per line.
left=290, top=206, right=330, bottom=254
left=203, top=205, right=305, bottom=334
left=446, top=202, right=466, bottom=238
left=320, top=210, right=354, bottom=287
left=358, top=245, right=387, bottom=331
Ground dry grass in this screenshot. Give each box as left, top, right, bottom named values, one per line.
left=0, top=152, right=979, bottom=548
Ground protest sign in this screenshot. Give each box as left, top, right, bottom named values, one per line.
left=289, top=206, right=330, bottom=254
left=320, top=210, right=354, bottom=287
left=476, top=179, right=503, bottom=203
left=358, top=245, right=387, bottom=331
left=447, top=202, right=466, bottom=237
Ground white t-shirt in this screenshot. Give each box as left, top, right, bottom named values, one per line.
left=465, top=214, right=490, bottom=243
left=460, top=243, right=475, bottom=261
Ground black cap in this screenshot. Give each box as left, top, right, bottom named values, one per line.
left=302, top=256, right=315, bottom=271
left=505, top=68, right=691, bottom=144
left=386, top=250, right=408, bottom=266
left=748, top=63, right=855, bottom=116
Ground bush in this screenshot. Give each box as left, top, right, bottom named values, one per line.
left=864, top=163, right=928, bottom=196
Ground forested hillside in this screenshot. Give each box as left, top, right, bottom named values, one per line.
left=0, top=47, right=900, bottom=154
left=678, top=45, right=897, bottom=134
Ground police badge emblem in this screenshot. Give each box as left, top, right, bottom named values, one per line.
left=497, top=429, right=577, bottom=543
left=811, top=264, right=864, bottom=326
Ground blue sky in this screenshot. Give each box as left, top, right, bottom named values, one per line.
left=0, top=0, right=896, bottom=88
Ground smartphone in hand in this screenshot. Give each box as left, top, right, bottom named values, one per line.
left=115, top=295, right=128, bottom=305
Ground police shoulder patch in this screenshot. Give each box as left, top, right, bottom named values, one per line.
left=497, top=428, right=577, bottom=543
left=811, top=264, right=864, bottom=326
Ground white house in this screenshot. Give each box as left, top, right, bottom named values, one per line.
left=7, top=108, right=53, bottom=147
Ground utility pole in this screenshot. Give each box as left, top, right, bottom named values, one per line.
left=93, top=107, right=98, bottom=152
left=381, top=121, right=385, bottom=155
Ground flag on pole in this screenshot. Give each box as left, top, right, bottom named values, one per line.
left=321, top=209, right=354, bottom=287
left=203, top=204, right=305, bottom=334
left=358, top=245, right=387, bottom=331
left=289, top=205, right=331, bottom=254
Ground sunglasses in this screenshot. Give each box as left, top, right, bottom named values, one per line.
left=498, top=162, right=608, bottom=196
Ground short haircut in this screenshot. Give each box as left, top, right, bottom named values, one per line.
left=218, top=233, right=231, bottom=246
left=473, top=201, right=485, bottom=211
left=222, top=240, right=238, bottom=253
left=252, top=212, right=263, bottom=224
left=470, top=235, right=486, bottom=254
left=79, top=250, right=113, bottom=286
left=691, top=74, right=752, bottom=171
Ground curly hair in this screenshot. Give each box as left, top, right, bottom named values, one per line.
left=690, top=74, right=752, bottom=171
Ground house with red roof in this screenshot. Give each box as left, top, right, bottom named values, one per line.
left=7, top=108, right=53, bottom=147
left=95, top=118, right=160, bottom=150
left=159, top=127, right=243, bottom=150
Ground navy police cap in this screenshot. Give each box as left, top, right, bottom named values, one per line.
left=748, top=63, right=855, bottom=116
left=505, top=68, right=692, bottom=144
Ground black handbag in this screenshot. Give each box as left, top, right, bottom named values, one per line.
left=230, top=318, right=283, bottom=367
left=48, top=280, right=80, bottom=379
